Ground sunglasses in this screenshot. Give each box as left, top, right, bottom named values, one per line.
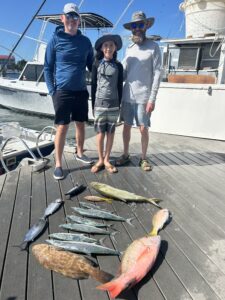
left=131, top=22, right=145, bottom=29
left=65, top=13, right=79, bottom=21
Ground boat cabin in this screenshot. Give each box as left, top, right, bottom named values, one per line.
left=161, top=36, right=225, bottom=84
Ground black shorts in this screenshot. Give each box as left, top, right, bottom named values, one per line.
left=52, top=90, right=89, bottom=125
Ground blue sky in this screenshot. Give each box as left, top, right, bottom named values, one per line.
left=0, top=0, right=184, bottom=61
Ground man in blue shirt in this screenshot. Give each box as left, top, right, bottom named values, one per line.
left=44, top=3, right=94, bottom=180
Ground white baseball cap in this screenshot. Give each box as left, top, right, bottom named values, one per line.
left=63, top=3, right=80, bottom=17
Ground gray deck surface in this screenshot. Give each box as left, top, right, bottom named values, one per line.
left=0, top=125, right=225, bottom=300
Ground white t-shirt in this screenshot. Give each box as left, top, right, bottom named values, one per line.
left=122, top=38, right=162, bottom=104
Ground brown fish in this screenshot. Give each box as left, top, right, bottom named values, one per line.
left=84, top=195, right=113, bottom=204
left=32, top=244, right=113, bottom=283
left=97, top=236, right=161, bottom=298
left=149, top=208, right=171, bottom=236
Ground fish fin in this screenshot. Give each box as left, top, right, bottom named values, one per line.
left=146, top=198, right=162, bottom=208
left=149, top=228, right=158, bottom=236
left=105, top=198, right=113, bottom=204
left=96, top=277, right=124, bottom=298
left=126, top=217, right=136, bottom=227
left=91, top=268, right=114, bottom=284
left=120, top=198, right=127, bottom=203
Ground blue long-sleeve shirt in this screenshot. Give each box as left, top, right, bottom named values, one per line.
left=44, top=26, right=94, bottom=95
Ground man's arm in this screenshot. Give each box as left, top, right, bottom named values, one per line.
left=117, top=62, right=123, bottom=108
left=44, top=38, right=56, bottom=96
left=86, top=43, right=94, bottom=72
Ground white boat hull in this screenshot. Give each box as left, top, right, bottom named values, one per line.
left=0, top=79, right=94, bottom=120
left=151, top=83, right=225, bottom=141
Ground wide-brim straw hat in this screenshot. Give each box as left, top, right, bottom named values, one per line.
left=123, top=11, right=155, bottom=30
left=95, top=34, right=122, bottom=51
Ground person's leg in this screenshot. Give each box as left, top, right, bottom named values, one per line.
left=104, top=132, right=115, bottom=165
left=123, top=123, right=132, bottom=157
left=75, top=121, right=85, bottom=157
left=91, top=132, right=105, bottom=173
left=139, top=125, right=149, bottom=160
left=54, top=124, right=69, bottom=167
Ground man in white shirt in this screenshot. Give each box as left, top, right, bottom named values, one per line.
left=116, top=11, right=161, bottom=171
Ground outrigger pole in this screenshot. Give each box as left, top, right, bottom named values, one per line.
left=0, top=0, right=47, bottom=75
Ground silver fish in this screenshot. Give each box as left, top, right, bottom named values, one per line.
left=66, top=215, right=112, bottom=228
left=65, top=184, right=86, bottom=197
left=43, top=198, right=63, bottom=219
left=59, top=223, right=112, bottom=235
left=79, top=202, right=101, bottom=210
left=19, top=218, right=48, bottom=250
left=46, top=239, right=120, bottom=255
left=72, top=207, right=134, bottom=225
left=48, top=233, right=99, bottom=243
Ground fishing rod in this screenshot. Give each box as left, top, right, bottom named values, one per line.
left=0, top=0, right=47, bottom=74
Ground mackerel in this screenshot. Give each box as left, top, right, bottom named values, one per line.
left=46, top=239, right=120, bottom=255
left=59, top=223, right=112, bottom=235
left=72, top=207, right=134, bottom=225
left=66, top=215, right=112, bottom=228
left=49, top=232, right=99, bottom=243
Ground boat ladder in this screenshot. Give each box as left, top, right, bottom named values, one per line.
left=0, top=126, right=56, bottom=173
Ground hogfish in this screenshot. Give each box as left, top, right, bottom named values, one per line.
left=97, top=235, right=161, bottom=298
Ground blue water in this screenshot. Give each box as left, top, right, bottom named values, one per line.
left=0, top=106, right=95, bottom=141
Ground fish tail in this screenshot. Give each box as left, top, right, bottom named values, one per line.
left=12, top=241, right=28, bottom=251
left=91, top=268, right=114, bottom=284
left=105, top=198, right=113, bottom=204
left=97, top=277, right=125, bottom=298
left=149, top=228, right=158, bottom=236
left=126, top=217, right=136, bottom=227
left=147, top=198, right=162, bottom=208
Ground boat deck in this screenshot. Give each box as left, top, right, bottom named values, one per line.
left=0, top=125, right=225, bottom=300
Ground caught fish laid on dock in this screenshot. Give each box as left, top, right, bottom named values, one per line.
left=149, top=209, right=171, bottom=236
left=66, top=215, right=112, bottom=228
left=32, top=244, right=114, bottom=283
left=65, top=183, right=86, bottom=198
left=72, top=207, right=134, bottom=225
left=19, top=218, right=48, bottom=250
left=79, top=201, right=101, bottom=209
left=43, top=198, right=63, bottom=219
left=84, top=195, right=113, bottom=204
left=90, top=182, right=161, bottom=208
left=46, top=239, right=120, bottom=255
left=97, top=235, right=161, bottom=298
left=49, top=233, right=99, bottom=243
left=59, top=223, right=112, bottom=235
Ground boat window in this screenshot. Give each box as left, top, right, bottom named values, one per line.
left=178, top=47, right=199, bottom=69
left=19, top=64, right=45, bottom=82
left=200, top=43, right=221, bottom=70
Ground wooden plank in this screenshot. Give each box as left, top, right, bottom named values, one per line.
left=0, top=167, right=31, bottom=300
left=0, top=170, right=19, bottom=287
left=45, top=155, right=81, bottom=300
left=26, top=170, right=53, bottom=300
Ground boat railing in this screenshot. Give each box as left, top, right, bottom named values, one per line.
left=35, top=126, right=56, bottom=158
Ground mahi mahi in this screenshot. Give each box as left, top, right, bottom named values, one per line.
left=90, top=182, right=161, bottom=208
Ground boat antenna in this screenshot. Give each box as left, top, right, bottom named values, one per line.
left=0, top=0, right=47, bottom=75
left=111, top=0, right=135, bottom=32
left=78, top=0, right=85, bottom=8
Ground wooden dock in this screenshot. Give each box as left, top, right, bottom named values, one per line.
left=0, top=125, right=225, bottom=300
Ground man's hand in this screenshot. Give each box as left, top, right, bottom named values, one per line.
left=146, top=102, right=155, bottom=113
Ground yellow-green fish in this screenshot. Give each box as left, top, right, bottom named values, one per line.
left=90, top=182, right=161, bottom=208
left=84, top=195, right=112, bottom=204
left=149, top=209, right=171, bottom=236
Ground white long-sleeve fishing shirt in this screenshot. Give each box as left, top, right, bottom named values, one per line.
left=122, top=38, right=162, bottom=104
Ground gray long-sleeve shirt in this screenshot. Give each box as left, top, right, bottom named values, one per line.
left=122, top=39, right=162, bottom=104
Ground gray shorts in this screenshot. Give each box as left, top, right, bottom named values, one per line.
left=120, top=102, right=151, bottom=127
left=94, top=109, right=119, bottom=133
